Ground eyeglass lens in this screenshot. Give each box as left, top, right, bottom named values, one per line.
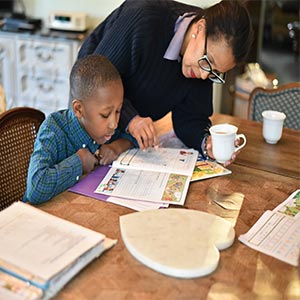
left=198, top=32, right=226, bottom=84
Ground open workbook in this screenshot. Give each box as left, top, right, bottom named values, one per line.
left=95, top=147, right=198, bottom=206
left=0, top=202, right=116, bottom=300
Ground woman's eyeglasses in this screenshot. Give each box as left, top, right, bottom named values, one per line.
left=197, top=34, right=226, bottom=84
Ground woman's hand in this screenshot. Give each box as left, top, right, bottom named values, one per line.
left=128, top=116, right=158, bottom=150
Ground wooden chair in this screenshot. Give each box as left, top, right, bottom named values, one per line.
left=0, top=107, right=45, bottom=210
left=248, top=82, right=300, bottom=130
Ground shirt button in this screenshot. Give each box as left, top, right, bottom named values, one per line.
left=93, top=140, right=96, bottom=144
left=76, top=176, right=80, bottom=181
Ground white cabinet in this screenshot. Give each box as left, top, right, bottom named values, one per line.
left=0, top=32, right=81, bottom=115
left=0, top=34, right=16, bottom=108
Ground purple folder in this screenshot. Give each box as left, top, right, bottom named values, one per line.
left=68, top=165, right=110, bottom=201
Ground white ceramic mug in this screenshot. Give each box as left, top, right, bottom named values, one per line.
left=262, top=110, right=286, bottom=144
left=209, top=124, right=247, bottom=164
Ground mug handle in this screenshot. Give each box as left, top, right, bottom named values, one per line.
left=234, top=134, right=247, bottom=152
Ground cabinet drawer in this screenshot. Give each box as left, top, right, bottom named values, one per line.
left=0, top=31, right=81, bottom=115
left=16, top=39, right=73, bottom=71
left=18, top=73, right=69, bottom=115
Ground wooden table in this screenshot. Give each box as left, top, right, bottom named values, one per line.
left=155, top=113, right=300, bottom=179
left=211, top=114, right=300, bottom=179
left=38, top=114, right=300, bottom=300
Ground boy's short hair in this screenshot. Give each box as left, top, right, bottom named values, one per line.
left=70, top=54, right=121, bottom=101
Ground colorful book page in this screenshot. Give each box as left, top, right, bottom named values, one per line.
left=191, top=156, right=231, bottom=182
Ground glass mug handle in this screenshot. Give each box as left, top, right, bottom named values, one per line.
left=235, top=134, right=247, bottom=152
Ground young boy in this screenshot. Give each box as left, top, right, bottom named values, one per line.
left=24, top=54, right=136, bottom=204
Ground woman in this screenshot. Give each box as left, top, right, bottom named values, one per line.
left=78, top=0, right=253, bottom=166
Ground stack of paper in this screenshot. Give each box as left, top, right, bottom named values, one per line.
left=95, top=148, right=198, bottom=206
left=0, top=202, right=116, bottom=300
left=69, top=148, right=233, bottom=211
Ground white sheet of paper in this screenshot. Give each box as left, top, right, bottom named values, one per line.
left=239, top=210, right=300, bottom=266
left=113, top=148, right=198, bottom=176
left=107, top=197, right=168, bottom=211
left=239, top=190, right=300, bottom=266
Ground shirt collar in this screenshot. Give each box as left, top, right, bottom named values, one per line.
left=68, top=109, right=100, bottom=151
left=164, top=12, right=196, bottom=61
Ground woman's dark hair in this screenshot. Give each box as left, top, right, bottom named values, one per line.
left=193, top=1, right=253, bottom=65
left=70, top=54, right=121, bottom=100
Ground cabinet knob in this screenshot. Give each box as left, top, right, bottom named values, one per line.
left=35, top=46, right=53, bottom=62
left=37, top=78, right=54, bottom=92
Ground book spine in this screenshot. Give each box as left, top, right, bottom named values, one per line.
left=0, top=266, right=48, bottom=291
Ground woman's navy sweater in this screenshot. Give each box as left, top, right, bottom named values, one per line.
left=78, top=0, right=213, bottom=152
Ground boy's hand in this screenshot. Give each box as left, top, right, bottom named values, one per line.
left=95, top=144, right=119, bottom=165
left=77, top=148, right=98, bottom=174
left=95, top=139, right=133, bottom=165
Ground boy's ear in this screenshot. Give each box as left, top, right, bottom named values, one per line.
left=72, top=99, right=83, bottom=118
